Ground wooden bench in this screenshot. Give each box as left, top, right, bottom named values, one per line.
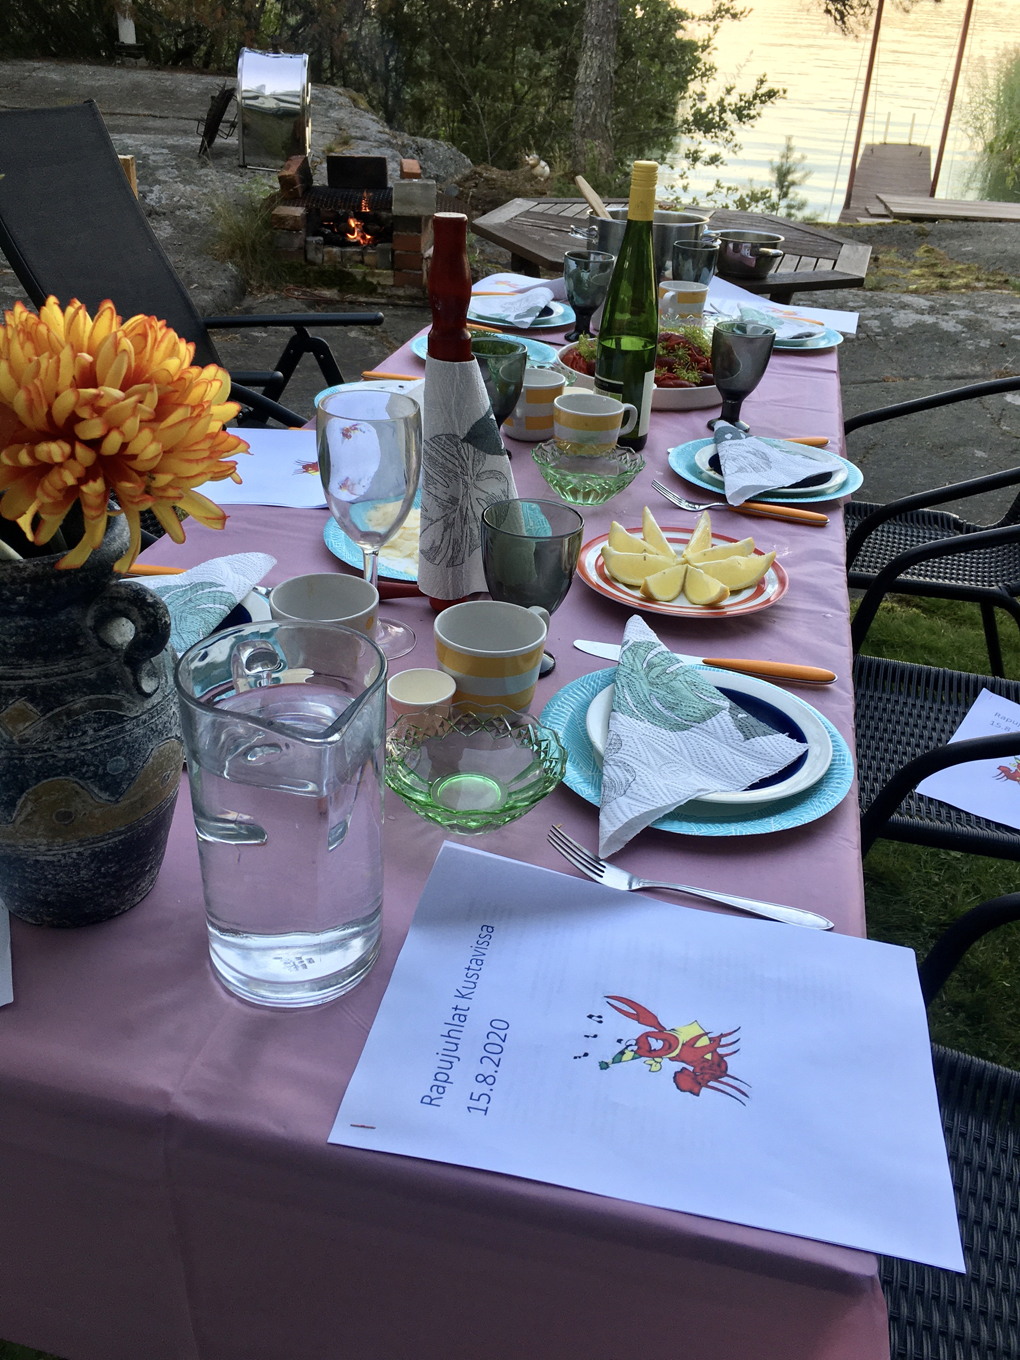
left=470, top=199, right=871, bottom=303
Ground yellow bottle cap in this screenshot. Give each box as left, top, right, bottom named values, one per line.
left=628, top=161, right=659, bottom=221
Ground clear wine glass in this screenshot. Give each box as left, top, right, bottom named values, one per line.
left=563, top=249, right=616, bottom=342
left=317, top=389, right=422, bottom=659
left=707, top=321, right=776, bottom=432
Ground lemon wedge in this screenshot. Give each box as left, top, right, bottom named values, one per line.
left=641, top=507, right=676, bottom=561
left=702, top=551, right=775, bottom=590
left=683, top=510, right=713, bottom=559
left=639, top=562, right=687, bottom=602
left=601, top=545, right=677, bottom=587
left=687, top=537, right=755, bottom=563
left=684, top=565, right=730, bottom=606
left=608, top=521, right=651, bottom=554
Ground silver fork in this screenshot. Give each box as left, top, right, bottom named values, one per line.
left=650, top=478, right=731, bottom=515
left=548, top=825, right=833, bottom=930
left=651, top=478, right=829, bottom=526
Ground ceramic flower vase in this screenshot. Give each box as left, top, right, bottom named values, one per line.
left=0, top=515, right=183, bottom=926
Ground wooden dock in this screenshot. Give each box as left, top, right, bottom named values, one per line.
left=838, top=143, right=931, bottom=222
left=876, top=194, right=1020, bottom=222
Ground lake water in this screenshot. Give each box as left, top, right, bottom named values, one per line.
left=663, top=0, right=1017, bottom=221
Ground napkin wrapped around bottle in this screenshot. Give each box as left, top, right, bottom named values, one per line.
left=418, top=355, right=518, bottom=600
left=140, top=552, right=275, bottom=655
left=713, top=421, right=846, bottom=505
left=598, top=616, right=807, bottom=856
left=469, top=286, right=554, bottom=327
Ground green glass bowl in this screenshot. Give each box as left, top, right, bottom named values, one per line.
left=532, top=440, right=645, bottom=505
left=385, top=704, right=566, bottom=833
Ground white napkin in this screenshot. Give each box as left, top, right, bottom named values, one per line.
left=141, top=552, right=276, bottom=655
left=598, top=617, right=807, bottom=857
left=470, top=287, right=554, bottom=327
left=0, top=908, right=11, bottom=1008
left=713, top=422, right=846, bottom=505
left=474, top=272, right=567, bottom=301
left=738, top=304, right=819, bottom=343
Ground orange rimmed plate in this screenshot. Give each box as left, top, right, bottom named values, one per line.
left=577, top=526, right=789, bottom=619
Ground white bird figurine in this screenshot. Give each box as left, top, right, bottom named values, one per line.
left=524, top=153, right=551, bottom=181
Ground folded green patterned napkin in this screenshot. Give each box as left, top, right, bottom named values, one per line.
left=598, top=616, right=807, bottom=856
left=141, top=552, right=275, bottom=655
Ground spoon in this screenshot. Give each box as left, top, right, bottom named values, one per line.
left=574, top=175, right=612, bottom=219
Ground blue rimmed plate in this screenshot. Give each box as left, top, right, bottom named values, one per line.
left=772, top=326, right=843, bottom=351
left=409, top=333, right=560, bottom=366
left=468, top=300, right=575, bottom=331
left=540, top=667, right=853, bottom=837
left=322, top=488, right=421, bottom=582
left=668, top=438, right=864, bottom=505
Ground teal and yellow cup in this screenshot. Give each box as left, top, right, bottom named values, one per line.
left=553, top=390, right=637, bottom=450
left=434, top=601, right=550, bottom=711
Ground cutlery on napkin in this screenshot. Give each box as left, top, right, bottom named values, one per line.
left=470, top=286, right=554, bottom=327
left=597, top=616, right=808, bottom=856
left=573, top=639, right=836, bottom=685
left=139, top=552, right=275, bottom=654
left=713, top=422, right=847, bottom=506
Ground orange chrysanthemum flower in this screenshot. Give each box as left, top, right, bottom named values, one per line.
left=0, top=296, right=247, bottom=570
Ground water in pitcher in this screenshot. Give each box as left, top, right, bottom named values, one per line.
left=190, top=681, right=384, bottom=1007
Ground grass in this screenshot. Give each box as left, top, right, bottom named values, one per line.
left=208, top=184, right=285, bottom=294
left=863, top=242, right=1020, bottom=294
left=857, top=593, right=1020, bottom=1069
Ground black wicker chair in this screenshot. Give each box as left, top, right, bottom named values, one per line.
left=881, top=893, right=1020, bottom=1359
left=855, top=656, right=1020, bottom=859
left=0, top=101, right=384, bottom=428
left=844, top=379, right=1020, bottom=676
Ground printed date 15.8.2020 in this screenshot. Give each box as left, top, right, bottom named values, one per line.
left=467, top=1020, right=510, bottom=1116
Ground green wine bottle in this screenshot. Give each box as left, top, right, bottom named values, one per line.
left=593, top=160, right=659, bottom=452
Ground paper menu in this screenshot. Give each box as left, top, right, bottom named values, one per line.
left=195, top=429, right=327, bottom=508
left=330, top=844, right=963, bottom=1272
left=917, top=687, right=1020, bottom=829
left=0, top=909, right=12, bottom=1008
left=707, top=276, right=859, bottom=335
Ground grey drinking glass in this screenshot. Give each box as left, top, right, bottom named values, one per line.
left=471, top=336, right=529, bottom=435
left=563, top=249, right=615, bottom=341
left=317, top=389, right=421, bottom=659
left=707, top=321, right=776, bottom=432
left=481, top=499, right=584, bottom=676
left=671, top=236, right=720, bottom=286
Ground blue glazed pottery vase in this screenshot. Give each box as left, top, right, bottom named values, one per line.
left=0, top=515, right=182, bottom=926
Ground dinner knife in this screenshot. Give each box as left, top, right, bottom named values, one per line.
left=573, top=639, right=836, bottom=685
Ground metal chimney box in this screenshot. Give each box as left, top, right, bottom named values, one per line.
left=237, top=49, right=310, bottom=170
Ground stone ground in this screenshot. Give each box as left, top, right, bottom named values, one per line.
left=3, top=60, right=1020, bottom=515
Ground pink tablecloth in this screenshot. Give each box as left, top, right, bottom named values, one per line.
left=0, top=335, right=890, bottom=1360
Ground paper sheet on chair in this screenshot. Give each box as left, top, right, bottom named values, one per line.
left=329, top=843, right=963, bottom=1272
left=917, top=687, right=1020, bottom=829
left=195, top=429, right=326, bottom=508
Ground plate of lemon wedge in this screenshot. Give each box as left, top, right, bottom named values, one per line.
left=577, top=506, right=789, bottom=619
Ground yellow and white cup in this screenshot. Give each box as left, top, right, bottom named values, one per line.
left=434, top=601, right=550, bottom=712
left=553, top=390, right=637, bottom=450
left=503, top=367, right=566, bottom=442
left=659, top=280, right=708, bottom=320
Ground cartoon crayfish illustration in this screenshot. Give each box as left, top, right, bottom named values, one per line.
left=995, top=757, right=1020, bottom=786
left=599, top=995, right=749, bottom=1104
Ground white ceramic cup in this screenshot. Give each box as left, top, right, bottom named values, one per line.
left=659, top=280, right=708, bottom=319
left=504, top=367, right=566, bottom=442
left=434, top=601, right=550, bottom=712
left=387, top=668, right=457, bottom=720
left=268, top=573, right=379, bottom=635
left=553, top=390, right=637, bottom=450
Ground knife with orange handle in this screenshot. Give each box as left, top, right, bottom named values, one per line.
left=736, top=501, right=829, bottom=526
left=781, top=436, right=829, bottom=447
left=572, top=640, right=836, bottom=685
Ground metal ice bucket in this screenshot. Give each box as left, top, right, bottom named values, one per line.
left=572, top=207, right=709, bottom=278
left=237, top=48, right=311, bottom=170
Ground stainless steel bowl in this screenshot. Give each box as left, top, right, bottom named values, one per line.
left=715, top=230, right=785, bottom=280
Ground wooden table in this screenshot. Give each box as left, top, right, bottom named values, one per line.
left=471, top=199, right=871, bottom=303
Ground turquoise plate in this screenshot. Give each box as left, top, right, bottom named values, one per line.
left=322, top=488, right=421, bottom=582
left=410, top=333, right=560, bottom=366
left=540, top=667, right=853, bottom=837
left=772, top=326, right=843, bottom=351
left=667, top=438, right=864, bottom=505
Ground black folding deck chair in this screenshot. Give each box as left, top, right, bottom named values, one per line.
left=0, top=101, right=383, bottom=426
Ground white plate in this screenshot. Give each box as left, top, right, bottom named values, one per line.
left=694, top=440, right=848, bottom=497
left=314, top=378, right=425, bottom=410
left=584, top=673, right=832, bottom=807
left=468, top=300, right=574, bottom=330
left=554, top=345, right=721, bottom=411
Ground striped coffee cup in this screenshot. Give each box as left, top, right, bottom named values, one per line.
left=553, top=390, right=637, bottom=449
left=503, top=367, right=565, bottom=442
left=434, top=601, right=550, bottom=712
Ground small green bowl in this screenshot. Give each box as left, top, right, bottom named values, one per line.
left=532, top=439, right=645, bottom=505
left=385, top=704, right=566, bottom=833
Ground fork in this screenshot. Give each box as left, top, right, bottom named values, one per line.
left=548, top=825, right=834, bottom=930
left=651, top=478, right=829, bottom=527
